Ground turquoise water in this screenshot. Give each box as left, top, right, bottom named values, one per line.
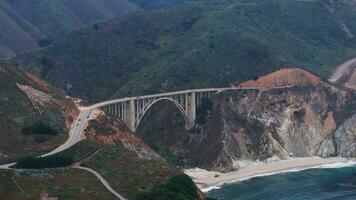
left=207, top=164, right=356, bottom=200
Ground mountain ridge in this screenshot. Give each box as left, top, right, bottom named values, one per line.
left=13, top=0, right=356, bottom=103
left=0, top=0, right=186, bottom=58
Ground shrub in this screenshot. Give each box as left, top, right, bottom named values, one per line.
left=15, top=155, right=74, bottom=169
left=38, top=39, right=53, bottom=47
left=132, top=174, right=199, bottom=200
left=22, top=121, right=57, bottom=136
left=34, top=135, right=49, bottom=143
left=196, top=98, right=214, bottom=125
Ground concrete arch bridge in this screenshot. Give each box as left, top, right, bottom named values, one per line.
left=85, top=87, right=287, bottom=132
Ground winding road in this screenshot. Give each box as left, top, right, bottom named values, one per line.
left=41, top=108, right=91, bottom=157
left=0, top=107, right=128, bottom=199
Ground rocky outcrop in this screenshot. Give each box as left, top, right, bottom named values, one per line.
left=198, top=70, right=355, bottom=172
left=334, top=114, right=356, bottom=157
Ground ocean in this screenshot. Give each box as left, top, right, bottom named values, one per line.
left=206, top=162, right=356, bottom=200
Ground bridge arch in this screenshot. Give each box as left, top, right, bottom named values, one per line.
left=93, top=88, right=236, bottom=132
left=135, top=97, right=190, bottom=131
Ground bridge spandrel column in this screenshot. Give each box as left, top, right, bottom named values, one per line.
left=185, top=92, right=196, bottom=129
left=125, top=100, right=136, bottom=132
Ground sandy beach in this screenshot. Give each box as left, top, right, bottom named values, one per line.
left=185, top=157, right=356, bottom=192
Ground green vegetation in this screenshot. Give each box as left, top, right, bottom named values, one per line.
left=54, top=139, right=100, bottom=162
left=15, top=155, right=74, bottom=169
left=196, top=98, right=214, bottom=125
left=153, top=145, right=191, bottom=168
left=22, top=121, right=58, bottom=136
left=14, top=0, right=356, bottom=103
left=14, top=139, right=99, bottom=169
left=132, top=174, right=199, bottom=200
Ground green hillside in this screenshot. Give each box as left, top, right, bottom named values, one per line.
left=0, top=0, right=186, bottom=58
left=14, top=0, right=356, bottom=103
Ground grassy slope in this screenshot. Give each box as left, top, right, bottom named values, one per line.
left=14, top=0, right=356, bottom=103
left=28, top=135, right=181, bottom=199
left=82, top=146, right=180, bottom=199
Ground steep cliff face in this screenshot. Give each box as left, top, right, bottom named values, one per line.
left=137, top=69, right=355, bottom=172
left=334, top=114, right=356, bottom=157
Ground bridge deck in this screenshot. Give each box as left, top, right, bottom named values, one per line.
left=86, top=86, right=292, bottom=110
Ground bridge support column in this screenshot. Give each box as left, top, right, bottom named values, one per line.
left=185, top=93, right=196, bottom=129
left=125, top=100, right=136, bottom=132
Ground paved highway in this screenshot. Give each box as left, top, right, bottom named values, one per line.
left=0, top=108, right=91, bottom=169
left=0, top=107, right=128, bottom=199
left=329, top=57, right=356, bottom=83
left=41, top=108, right=91, bottom=157
left=0, top=162, right=16, bottom=169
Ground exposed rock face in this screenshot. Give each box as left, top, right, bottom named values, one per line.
left=199, top=70, right=355, bottom=172
left=334, top=114, right=356, bottom=157
left=345, top=68, right=356, bottom=90
left=137, top=68, right=356, bottom=172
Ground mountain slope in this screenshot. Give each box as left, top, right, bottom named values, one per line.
left=0, top=0, right=186, bottom=58
left=14, top=0, right=356, bottom=103
left=0, top=62, right=78, bottom=162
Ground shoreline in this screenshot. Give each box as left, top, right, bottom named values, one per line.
left=184, top=157, right=356, bottom=192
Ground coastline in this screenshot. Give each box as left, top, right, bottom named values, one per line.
left=184, top=157, right=356, bottom=192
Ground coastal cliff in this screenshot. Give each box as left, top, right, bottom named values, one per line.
left=136, top=68, right=356, bottom=172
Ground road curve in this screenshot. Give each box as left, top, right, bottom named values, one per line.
left=73, top=166, right=127, bottom=200
left=41, top=108, right=91, bottom=157
left=329, top=58, right=356, bottom=83
left=0, top=162, right=16, bottom=169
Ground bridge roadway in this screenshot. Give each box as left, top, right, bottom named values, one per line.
left=84, top=87, right=231, bottom=110
left=42, top=109, right=91, bottom=157
left=329, top=57, right=356, bottom=83
left=83, top=86, right=290, bottom=110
